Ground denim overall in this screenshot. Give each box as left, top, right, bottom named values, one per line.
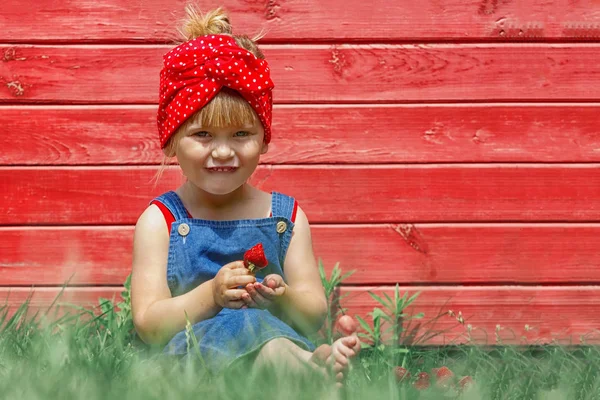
left=153, top=190, right=315, bottom=373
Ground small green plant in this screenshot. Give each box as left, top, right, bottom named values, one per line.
left=318, top=259, right=355, bottom=345
left=2, top=268, right=600, bottom=399
left=356, top=284, right=423, bottom=370
left=357, top=308, right=385, bottom=351
left=370, top=284, right=424, bottom=348
left=96, top=274, right=135, bottom=340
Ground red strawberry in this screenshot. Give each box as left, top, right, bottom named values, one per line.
left=244, top=243, right=268, bottom=273
left=335, top=315, right=358, bottom=337
left=434, top=366, right=454, bottom=389
left=413, top=372, right=430, bottom=390
left=395, top=366, right=411, bottom=382
left=458, top=376, right=474, bottom=392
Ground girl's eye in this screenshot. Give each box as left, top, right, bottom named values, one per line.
left=234, top=131, right=250, bottom=137
left=193, top=131, right=210, bottom=138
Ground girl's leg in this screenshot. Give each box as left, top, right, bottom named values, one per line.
left=252, top=326, right=360, bottom=385
left=253, top=337, right=317, bottom=375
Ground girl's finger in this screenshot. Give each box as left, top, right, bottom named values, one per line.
left=242, top=293, right=259, bottom=308
left=248, top=286, right=269, bottom=308
left=246, top=283, right=257, bottom=296
left=263, top=277, right=277, bottom=289
left=255, top=282, right=276, bottom=299
left=226, top=261, right=247, bottom=270
left=230, top=267, right=254, bottom=276
left=224, top=289, right=247, bottom=301
left=228, top=275, right=256, bottom=288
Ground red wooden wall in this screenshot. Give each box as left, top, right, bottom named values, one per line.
left=2, top=1, right=600, bottom=344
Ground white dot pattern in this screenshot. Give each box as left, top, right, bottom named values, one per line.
left=157, top=34, right=275, bottom=148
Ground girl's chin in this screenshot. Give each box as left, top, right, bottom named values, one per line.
left=191, top=182, right=246, bottom=196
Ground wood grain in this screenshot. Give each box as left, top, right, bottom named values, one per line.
left=1, top=165, right=599, bottom=224
left=2, top=224, right=600, bottom=286
left=3, top=0, right=599, bottom=350
left=4, top=286, right=600, bottom=345
left=3, top=0, right=600, bottom=42
left=2, top=104, right=600, bottom=165
left=341, top=286, right=600, bottom=345
left=2, top=45, right=600, bottom=103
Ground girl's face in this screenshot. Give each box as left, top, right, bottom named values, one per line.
left=175, top=120, right=268, bottom=196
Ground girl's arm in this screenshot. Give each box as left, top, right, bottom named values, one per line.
left=276, top=206, right=328, bottom=334
left=130, top=205, right=254, bottom=346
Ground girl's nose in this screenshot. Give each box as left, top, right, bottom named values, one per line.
left=212, top=143, right=234, bottom=159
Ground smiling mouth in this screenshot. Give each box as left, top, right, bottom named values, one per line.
left=206, top=167, right=238, bottom=173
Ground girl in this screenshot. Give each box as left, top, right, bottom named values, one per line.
left=130, top=5, right=360, bottom=384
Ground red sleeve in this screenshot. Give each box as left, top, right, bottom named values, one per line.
left=291, top=200, right=298, bottom=223
left=151, top=200, right=176, bottom=232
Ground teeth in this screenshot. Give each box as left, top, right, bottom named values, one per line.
left=210, top=167, right=235, bottom=172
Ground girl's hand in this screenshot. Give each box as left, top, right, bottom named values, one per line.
left=212, top=261, right=257, bottom=309
left=242, top=274, right=287, bottom=309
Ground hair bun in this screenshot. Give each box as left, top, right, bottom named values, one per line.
left=179, top=6, right=232, bottom=41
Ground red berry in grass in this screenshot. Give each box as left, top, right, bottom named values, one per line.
left=413, top=372, right=430, bottom=390
left=395, top=366, right=411, bottom=382
left=459, top=376, right=474, bottom=392
left=244, top=243, right=268, bottom=273
left=335, top=315, right=358, bottom=337
left=434, top=366, right=455, bottom=389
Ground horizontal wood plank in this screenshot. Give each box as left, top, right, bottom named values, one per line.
left=3, top=0, right=600, bottom=42
left=3, top=286, right=600, bottom=345
left=342, top=286, right=600, bottom=345
left=0, top=164, right=600, bottom=225
left=2, top=165, right=600, bottom=224
left=0, top=287, right=122, bottom=321
left=2, top=224, right=600, bottom=286
left=2, top=104, right=600, bottom=165
left=0, top=227, right=132, bottom=286
left=2, top=45, right=600, bottom=103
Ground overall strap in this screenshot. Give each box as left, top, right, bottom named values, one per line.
left=271, top=192, right=298, bottom=223
left=150, top=191, right=192, bottom=232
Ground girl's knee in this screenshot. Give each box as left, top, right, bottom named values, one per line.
left=255, top=337, right=295, bottom=366
left=261, top=337, right=294, bottom=355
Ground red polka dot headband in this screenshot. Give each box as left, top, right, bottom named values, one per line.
left=157, top=34, right=274, bottom=148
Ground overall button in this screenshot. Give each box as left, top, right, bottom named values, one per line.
left=178, top=223, right=190, bottom=236
left=276, top=221, right=287, bottom=233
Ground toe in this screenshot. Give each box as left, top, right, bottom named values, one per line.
left=333, top=361, right=345, bottom=374
left=338, top=343, right=356, bottom=358
left=343, top=336, right=358, bottom=348
left=334, top=352, right=349, bottom=366
left=310, top=344, right=331, bottom=367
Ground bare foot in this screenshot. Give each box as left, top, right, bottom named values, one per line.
left=328, top=335, right=359, bottom=385
left=334, top=315, right=361, bottom=355
left=310, top=343, right=332, bottom=367
left=310, top=316, right=361, bottom=387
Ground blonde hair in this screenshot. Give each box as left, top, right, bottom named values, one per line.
left=155, top=5, right=268, bottom=184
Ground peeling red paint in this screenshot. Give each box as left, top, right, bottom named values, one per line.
left=265, top=0, right=280, bottom=21
left=329, top=46, right=347, bottom=77
left=6, top=80, right=25, bottom=96
left=391, top=224, right=429, bottom=254
left=2, top=47, right=27, bottom=62
left=479, top=0, right=499, bottom=15
left=3, top=48, right=16, bottom=62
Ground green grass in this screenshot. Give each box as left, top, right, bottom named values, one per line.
left=1, top=269, right=600, bottom=399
